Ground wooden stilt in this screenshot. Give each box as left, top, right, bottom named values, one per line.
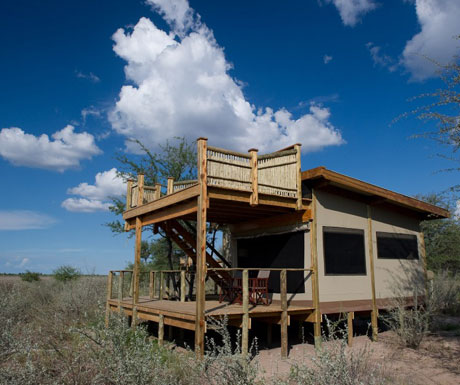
left=242, top=269, right=249, bottom=355
left=105, top=271, right=113, bottom=327
left=347, top=312, right=354, bottom=347
left=367, top=205, right=378, bottom=341
left=280, top=269, right=288, bottom=359
left=132, top=174, right=144, bottom=328
left=180, top=270, right=186, bottom=302
left=420, top=232, right=429, bottom=297
left=158, top=314, right=164, bottom=346
left=310, top=189, right=322, bottom=347
left=195, top=137, right=208, bottom=357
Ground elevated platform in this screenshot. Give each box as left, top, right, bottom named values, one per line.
left=108, top=296, right=315, bottom=331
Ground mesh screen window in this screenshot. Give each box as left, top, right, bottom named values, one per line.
left=376, top=232, right=419, bottom=260
left=323, top=227, right=367, bottom=275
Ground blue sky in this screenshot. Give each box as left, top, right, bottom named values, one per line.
left=1, top=0, right=459, bottom=274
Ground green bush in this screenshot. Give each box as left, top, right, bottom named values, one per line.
left=20, top=271, right=40, bottom=282
left=52, top=265, right=81, bottom=282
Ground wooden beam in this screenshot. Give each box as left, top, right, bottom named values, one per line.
left=149, top=271, right=154, bottom=299
left=311, top=188, right=321, bottom=348
left=159, top=271, right=164, bottom=300
left=249, top=149, right=258, bottom=206
left=294, top=144, right=302, bottom=210
left=123, top=184, right=200, bottom=220
left=367, top=205, right=378, bottom=341
left=195, top=137, right=208, bottom=358
left=180, top=270, right=186, bottom=303
left=242, top=269, right=249, bottom=355
left=155, top=182, right=162, bottom=200
left=105, top=271, right=113, bottom=327
left=280, top=269, right=288, bottom=359
left=124, top=179, right=133, bottom=231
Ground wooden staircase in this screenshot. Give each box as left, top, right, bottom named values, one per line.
left=159, top=219, right=232, bottom=287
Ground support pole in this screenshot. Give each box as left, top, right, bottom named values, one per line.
left=280, top=269, right=288, bottom=359
left=158, top=314, right=164, bottom=346
left=294, top=144, right=302, bottom=210
left=248, top=149, right=258, bottom=206
left=132, top=174, right=144, bottom=328
left=105, top=271, right=113, bottom=327
left=347, top=312, right=354, bottom=347
left=159, top=271, right=164, bottom=300
left=310, top=189, right=322, bottom=347
left=154, top=182, right=161, bottom=200
left=242, top=269, right=249, bottom=355
left=367, top=205, right=378, bottom=341
left=124, top=179, right=134, bottom=231
left=195, top=137, right=208, bottom=357
left=420, top=232, right=429, bottom=296
left=180, top=270, right=186, bottom=302
left=118, top=271, right=124, bottom=312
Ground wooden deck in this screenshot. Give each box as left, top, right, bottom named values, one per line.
left=108, top=296, right=314, bottom=331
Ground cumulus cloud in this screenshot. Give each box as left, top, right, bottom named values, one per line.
left=0, top=125, right=101, bottom=172
left=366, top=42, right=398, bottom=71
left=325, top=0, right=378, bottom=27
left=323, top=54, right=333, bottom=64
left=62, top=168, right=125, bottom=213
left=0, top=210, right=57, bottom=230
left=109, top=0, right=344, bottom=154
left=402, top=0, right=460, bottom=81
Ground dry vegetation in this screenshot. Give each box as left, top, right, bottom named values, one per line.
left=0, top=274, right=458, bottom=385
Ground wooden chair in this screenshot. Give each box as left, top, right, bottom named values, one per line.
left=250, top=270, right=270, bottom=305
left=219, top=271, right=242, bottom=304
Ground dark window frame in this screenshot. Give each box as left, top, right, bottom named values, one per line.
left=322, top=226, right=367, bottom=276
left=376, top=231, right=419, bottom=260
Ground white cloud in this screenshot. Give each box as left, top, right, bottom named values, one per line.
left=402, top=0, right=460, bottom=81
left=109, top=1, right=344, bottom=154
left=81, top=106, right=101, bottom=122
left=0, top=125, right=102, bottom=172
left=62, top=168, right=125, bottom=213
left=455, top=200, right=460, bottom=220
left=366, top=42, right=398, bottom=71
left=325, top=0, right=378, bottom=27
left=323, top=54, right=333, bottom=64
left=0, top=210, right=57, bottom=230
left=76, top=70, right=100, bottom=83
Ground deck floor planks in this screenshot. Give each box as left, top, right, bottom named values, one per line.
left=108, top=296, right=314, bottom=321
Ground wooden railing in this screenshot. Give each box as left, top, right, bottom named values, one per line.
left=123, top=140, right=303, bottom=213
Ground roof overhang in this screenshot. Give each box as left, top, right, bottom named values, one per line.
left=302, top=167, right=450, bottom=220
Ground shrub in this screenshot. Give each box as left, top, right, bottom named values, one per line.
left=52, top=265, right=81, bottom=282
left=278, top=318, right=390, bottom=385
left=20, top=271, right=40, bottom=282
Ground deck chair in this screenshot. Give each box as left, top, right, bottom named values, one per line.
left=251, top=270, right=270, bottom=305
left=218, top=271, right=242, bottom=304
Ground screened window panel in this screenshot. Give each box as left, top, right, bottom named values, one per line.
left=323, top=227, right=367, bottom=275
left=376, top=232, right=419, bottom=260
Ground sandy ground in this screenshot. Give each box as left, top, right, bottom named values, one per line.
left=255, top=329, right=460, bottom=384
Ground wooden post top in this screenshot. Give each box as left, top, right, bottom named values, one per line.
left=197, top=137, right=208, bottom=142
left=248, top=148, right=259, bottom=153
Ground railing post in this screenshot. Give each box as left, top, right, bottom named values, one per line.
left=195, top=137, right=208, bottom=358
left=154, top=182, right=161, bottom=200
left=124, top=179, right=134, bottom=231
left=149, top=271, right=154, bottom=300
left=105, top=271, right=113, bottom=327
left=160, top=271, right=164, bottom=300
left=132, top=174, right=144, bottom=328
left=180, top=270, right=186, bottom=302
left=280, top=269, right=288, bottom=359
left=347, top=312, right=354, bottom=347
left=242, top=269, right=249, bottom=355
left=294, top=144, right=302, bottom=210
left=248, top=148, right=258, bottom=206
left=118, top=271, right=124, bottom=312
left=167, top=177, right=174, bottom=195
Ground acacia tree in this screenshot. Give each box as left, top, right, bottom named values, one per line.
left=409, top=40, right=460, bottom=179
left=106, top=137, right=197, bottom=278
